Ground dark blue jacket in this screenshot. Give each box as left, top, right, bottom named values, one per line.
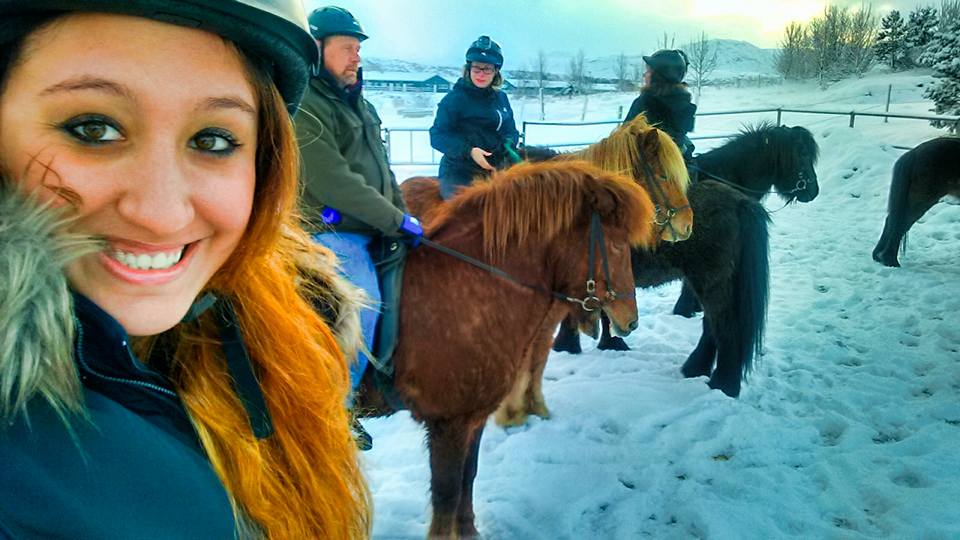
left=0, top=295, right=236, bottom=539
left=625, top=85, right=697, bottom=160
left=430, top=78, right=519, bottom=198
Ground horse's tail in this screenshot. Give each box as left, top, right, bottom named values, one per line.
left=734, top=197, right=771, bottom=377
left=886, top=153, right=915, bottom=256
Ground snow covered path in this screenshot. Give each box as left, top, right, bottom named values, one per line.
left=364, top=71, right=959, bottom=539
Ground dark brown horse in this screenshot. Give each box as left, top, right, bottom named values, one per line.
left=357, top=160, right=657, bottom=539
left=873, top=137, right=960, bottom=267
left=672, top=122, right=819, bottom=317
left=506, top=180, right=768, bottom=425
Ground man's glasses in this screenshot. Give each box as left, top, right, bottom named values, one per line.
left=471, top=65, right=496, bottom=75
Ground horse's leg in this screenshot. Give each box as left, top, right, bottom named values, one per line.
left=872, top=196, right=939, bottom=267
left=681, top=318, right=717, bottom=379
left=426, top=417, right=478, bottom=539
left=496, top=318, right=555, bottom=426
left=551, top=314, right=582, bottom=354
left=672, top=279, right=703, bottom=317
left=456, top=424, right=486, bottom=539
left=525, top=326, right=555, bottom=420
left=597, top=311, right=630, bottom=351
left=493, top=367, right=531, bottom=427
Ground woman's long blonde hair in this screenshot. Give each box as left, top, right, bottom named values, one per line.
left=165, top=58, right=370, bottom=538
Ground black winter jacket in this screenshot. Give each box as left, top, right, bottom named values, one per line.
left=430, top=78, right=519, bottom=198
left=0, top=295, right=236, bottom=539
left=625, top=86, right=697, bottom=159
left=0, top=189, right=236, bottom=539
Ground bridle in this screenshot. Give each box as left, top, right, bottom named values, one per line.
left=420, top=212, right=623, bottom=312
left=636, top=158, right=690, bottom=241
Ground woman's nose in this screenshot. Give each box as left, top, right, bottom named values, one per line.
left=116, top=146, right=195, bottom=236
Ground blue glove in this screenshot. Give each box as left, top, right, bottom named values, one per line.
left=398, top=214, right=424, bottom=247
left=320, top=207, right=342, bottom=225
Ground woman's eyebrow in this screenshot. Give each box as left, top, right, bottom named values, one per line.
left=39, top=76, right=133, bottom=99
left=200, top=96, right=256, bottom=116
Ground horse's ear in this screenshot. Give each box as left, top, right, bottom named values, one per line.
left=588, top=183, right=619, bottom=219
left=641, top=128, right=661, bottom=153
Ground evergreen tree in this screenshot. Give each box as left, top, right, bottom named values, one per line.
left=905, top=6, right=938, bottom=66
left=922, top=16, right=960, bottom=132
left=876, top=10, right=909, bottom=70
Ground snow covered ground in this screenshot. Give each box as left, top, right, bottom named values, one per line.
left=361, top=69, right=960, bottom=539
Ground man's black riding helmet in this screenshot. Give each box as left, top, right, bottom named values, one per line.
left=0, top=0, right=319, bottom=114
left=308, top=5, right=368, bottom=41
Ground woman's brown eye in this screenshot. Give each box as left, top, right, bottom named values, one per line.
left=62, top=115, right=124, bottom=144
left=190, top=128, right=239, bottom=155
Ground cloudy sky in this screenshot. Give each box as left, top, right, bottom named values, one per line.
left=305, top=0, right=935, bottom=66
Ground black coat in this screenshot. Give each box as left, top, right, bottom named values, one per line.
left=625, top=86, right=697, bottom=159
left=0, top=295, right=236, bottom=539
left=430, top=78, right=519, bottom=198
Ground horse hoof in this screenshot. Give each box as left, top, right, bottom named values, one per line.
left=872, top=248, right=900, bottom=267
left=494, top=409, right=528, bottom=428
left=530, top=403, right=551, bottom=419
left=707, top=378, right=740, bottom=398
left=598, top=336, right=630, bottom=351
left=552, top=339, right=582, bottom=354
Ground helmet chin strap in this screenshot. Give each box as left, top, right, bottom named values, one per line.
left=180, top=291, right=275, bottom=440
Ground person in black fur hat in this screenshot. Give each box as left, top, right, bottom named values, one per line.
left=625, top=49, right=697, bottom=161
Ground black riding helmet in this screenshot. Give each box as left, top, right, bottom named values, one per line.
left=308, top=6, right=368, bottom=41
left=643, top=49, right=689, bottom=84
left=466, top=35, right=503, bottom=68
left=0, top=0, right=319, bottom=114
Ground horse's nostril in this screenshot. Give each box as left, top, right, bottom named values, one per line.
left=628, top=319, right=638, bottom=331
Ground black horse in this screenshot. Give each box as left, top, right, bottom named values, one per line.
left=670, top=123, right=819, bottom=317
left=873, top=137, right=960, bottom=267
left=552, top=180, right=770, bottom=397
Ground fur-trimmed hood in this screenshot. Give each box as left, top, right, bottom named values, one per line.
left=0, top=184, right=364, bottom=424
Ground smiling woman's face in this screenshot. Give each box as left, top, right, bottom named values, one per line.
left=0, top=13, right=258, bottom=336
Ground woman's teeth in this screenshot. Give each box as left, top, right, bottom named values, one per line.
left=111, top=247, right=185, bottom=270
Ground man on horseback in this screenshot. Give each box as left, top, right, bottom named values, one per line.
left=294, top=6, right=423, bottom=447
left=625, top=49, right=697, bottom=162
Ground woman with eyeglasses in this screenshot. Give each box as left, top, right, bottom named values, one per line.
left=625, top=49, right=698, bottom=161
left=0, top=1, right=370, bottom=537
left=430, top=35, right=520, bottom=199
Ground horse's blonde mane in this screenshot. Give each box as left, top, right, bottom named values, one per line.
left=429, top=160, right=655, bottom=259
left=577, top=115, right=690, bottom=195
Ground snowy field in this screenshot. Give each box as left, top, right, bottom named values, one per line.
left=361, top=68, right=960, bottom=539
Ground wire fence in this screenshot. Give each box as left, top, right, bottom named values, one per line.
left=384, top=107, right=960, bottom=165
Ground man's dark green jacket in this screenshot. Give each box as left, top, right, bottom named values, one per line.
left=296, top=72, right=406, bottom=236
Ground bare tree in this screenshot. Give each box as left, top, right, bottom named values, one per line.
left=632, top=61, right=643, bottom=88
left=614, top=52, right=632, bottom=91
left=776, top=22, right=813, bottom=79
left=535, top=49, right=548, bottom=120
left=566, top=49, right=587, bottom=95
left=656, top=32, right=676, bottom=49
left=845, top=4, right=878, bottom=77
left=682, top=31, right=719, bottom=101
left=809, top=5, right=851, bottom=87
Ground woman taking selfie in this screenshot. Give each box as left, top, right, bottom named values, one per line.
left=0, top=1, right=369, bottom=538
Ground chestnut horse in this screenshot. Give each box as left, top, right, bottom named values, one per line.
left=357, top=160, right=657, bottom=539
left=873, top=137, right=960, bottom=267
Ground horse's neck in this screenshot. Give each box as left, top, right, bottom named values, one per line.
left=696, top=142, right=774, bottom=190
